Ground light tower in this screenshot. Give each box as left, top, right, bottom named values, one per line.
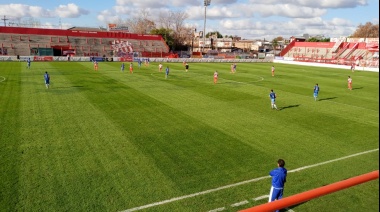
left=203, top=0, right=211, bottom=53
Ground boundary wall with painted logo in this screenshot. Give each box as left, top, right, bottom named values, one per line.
left=0, top=56, right=274, bottom=63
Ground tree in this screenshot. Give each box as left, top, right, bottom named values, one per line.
left=206, top=31, right=223, bottom=38
left=157, top=11, right=189, bottom=51
left=150, top=28, right=174, bottom=50
left=124, top=9, right=156, bottom=34
left=275, top=36, right=284, bottom=41
left=307, top=37, right=330, bottom=42
left=272, top=38, right=279, bottom=55
left=307, top=37, right=320, bottom=42
left=351, top=22, right=379, bottom=38
left=320, top=38, right=330, bottom=42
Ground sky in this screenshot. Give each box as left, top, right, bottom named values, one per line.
left=0, top=0, right=378, bottom=40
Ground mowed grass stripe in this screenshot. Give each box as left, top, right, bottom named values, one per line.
left=0, top=62, right=22, bottom=211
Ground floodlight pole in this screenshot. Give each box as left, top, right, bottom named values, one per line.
left=203, top=0, right=211, bottom=53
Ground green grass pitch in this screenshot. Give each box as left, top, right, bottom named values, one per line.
left=0, top=61, right=378, bottom=212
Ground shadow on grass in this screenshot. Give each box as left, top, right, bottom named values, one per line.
left=278, top=104, right=300, bottom=111
left=53, top=85, right=84, bottom=89
left=318, top=97, right=337, bottom=101
left=352, top=87, right=363, bottom=90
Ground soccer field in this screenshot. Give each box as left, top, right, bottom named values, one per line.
left=0, top=61, right=378, bottom=212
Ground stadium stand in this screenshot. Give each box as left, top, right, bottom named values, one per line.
left=280, top=38, right=378, bottom=67
left=0, top=26, right=169, bottom=57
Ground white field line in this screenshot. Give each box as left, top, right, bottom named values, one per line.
left=0, top=76, right=6, bottom=82
left=288, top=148, right=378, bottom=173
left=208, top=207, right=225, bottom=212
left=252, top=195, right=268, bottom=201
left=230, top=200, right=249, bottom=207
left=121, top=148, right=379, bottom=212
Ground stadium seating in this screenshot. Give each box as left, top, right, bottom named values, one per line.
left=0, top=26, right=169, bottom=57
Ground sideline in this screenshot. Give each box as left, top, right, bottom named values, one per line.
left=121, top=148, right=378, bottom=212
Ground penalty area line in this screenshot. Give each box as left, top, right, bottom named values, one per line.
left=120, top=148, right=379, bottom=212
left=0, top=76, right=6, bottom=82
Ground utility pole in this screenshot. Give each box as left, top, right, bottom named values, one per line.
left=2, top=15, right=9, bottom=27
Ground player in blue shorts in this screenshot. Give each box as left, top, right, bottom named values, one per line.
left=27, top=58, right=31, bottom=69
left=269, top=89, right=278, bottom=110
left=268, top=159, right=287, bottom=212
left=138, top=59, right=142, bottom=68
left=313, top=83, right=320, bottom=101
left=165, top=66, right=170, bottom=79
left=44, top=71, right=50, bottom=89
left=121, top=63, right=125, bottom=72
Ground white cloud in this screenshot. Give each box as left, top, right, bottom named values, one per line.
left=0, top=3, right=89, bottom=19
left=0, top=0, right=376, bottom=40
left=97, top=10, right=120, bottom=23
left=115, top=0, right=196, bottom=7
left=55, top=3, right=89, bottom=18
left=0, top=4, right=52, bottom=18
left=248, top=0, right=368, bottom=8
left=329, top=18, right=353, bottom=27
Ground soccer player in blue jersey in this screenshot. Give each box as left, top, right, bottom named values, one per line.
left=138, top=59, right=142, bottom=68
left=165, top=66, right=170, bottom=79
left=313, top=83, right=320, bottom=101
left=44, top=71, right=50, bottom=89
left=269, top=89, right=278, bottom=110
left=121, top=63, right=125, bottom=72
left=268, top=159, right=287, bottom=212
left=27, top=58, right=31, bottom=69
